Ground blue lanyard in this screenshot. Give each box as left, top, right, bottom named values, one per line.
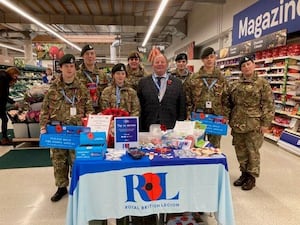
left=61, top=89, right=76, bottom=106
left=152, top=74, right=169, bottom=91
left=83, top=70, right=99, bottom=85
left=116, top=86, right=121, bottom=107
left=202, top=78, right=217, bottom=91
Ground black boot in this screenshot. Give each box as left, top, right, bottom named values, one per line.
left=242, top=174, right=256, bottom=190
left=233, top=172, right=248, bottom=186
left=51, top=187, right=68, bottom=202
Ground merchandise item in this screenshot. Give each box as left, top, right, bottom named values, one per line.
left=239, top=55, right=254, bottom=69
left=59, top=54, right=75, bottom=66
left=80, top=44, right=94, bottom=56
left=112, top=63, right=127, bottom=74
left=127, top=51, right=140, bottom=60
left=175, top=53, right=188, bottom=61
left=200, top=47, right=215, bottom=59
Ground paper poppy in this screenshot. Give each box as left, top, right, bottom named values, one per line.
left=55, top=124, right=62, bottom=133
left=160, top=124, right=167, bottom=132
left=167, top=79, right=172, bottom=85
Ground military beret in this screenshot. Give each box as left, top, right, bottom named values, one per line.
left=200, top=47, right=215, bottom=59
left=112, top=63, right=127, bottom=75
left=239, top=55, right=254, bottom=69
left=175, top=53, right=188, bottom=61
left=81, top=44, right=94, bottom=56
left=59, top=54, right=75, bottom=66
left=128, top=51, right=140, bottom=60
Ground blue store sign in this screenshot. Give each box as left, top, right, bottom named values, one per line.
left=232, top=0, right=300, bottom=45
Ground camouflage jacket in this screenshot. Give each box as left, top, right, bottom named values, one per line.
left=76, top=64, right=109, bottom=112
left=100, top=83, right=140, bottom=116
left=184, top=67, right=227, bottom=117
left=222, top=73, right=275, bottom=133
left=39, top=76, right=94, bottom=128
left=170, top=68, right=192, bottom=84
left=126, top=65, right=147, bottom=90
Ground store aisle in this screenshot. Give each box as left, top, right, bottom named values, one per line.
left=0, top=133, right=300, bottom=225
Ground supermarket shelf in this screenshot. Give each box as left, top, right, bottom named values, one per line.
left=12, top=137, right=40, bottom=149
left=277, top=140, right=300, bottom=156
left=271, top=120, right=290, bottom=127
left=285, top=129, right=300, bottom=136
left=264, top=133, right=279, bottom=142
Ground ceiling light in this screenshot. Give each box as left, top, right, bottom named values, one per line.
left=0, top=43, right=37, bottom=56
left=142, top=0, right=169, bottom=47
left=0, top=0, right=81, bottom=52
left=64, top=35, right=117, bottom=43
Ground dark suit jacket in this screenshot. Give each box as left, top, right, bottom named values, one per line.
left=137, top=74, right=186, bottom=132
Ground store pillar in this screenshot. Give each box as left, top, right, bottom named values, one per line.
left=24, top=39, right=35, bottom=65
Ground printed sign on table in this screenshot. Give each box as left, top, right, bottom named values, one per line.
left=114, top=117, right=139, bottom=150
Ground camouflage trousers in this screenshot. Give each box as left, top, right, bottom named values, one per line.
left=231, top=130, right=264, bottom=177
left=50, top=148, right=75, bottom=187
left=207, top=134, right=221, bottom=148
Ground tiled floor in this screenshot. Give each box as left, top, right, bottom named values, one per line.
left=1, top=133, right=300, bottom=225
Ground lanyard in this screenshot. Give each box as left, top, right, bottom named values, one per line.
left=61, top=89, right=76, bottom=106
left=152, top=74, right=169, bottom=91
left=116, top=86, right=121, bottom=107
left=202, top=78, right=217, bottom=91
left=83, top=70, right=99, bottom=85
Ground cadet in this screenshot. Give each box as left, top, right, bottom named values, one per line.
left=170, top=53, right=192, bottom=83
left=40, top=54, right=94, bottom=202
left=222, top=55, right=275, bottom=190
left=185, top=47, right=227, bottom=148
left=126, top=51, right=147, bottom=90
left=100, top=63, right=140, bottom=116
left=76, top=44, right=109, bottom=113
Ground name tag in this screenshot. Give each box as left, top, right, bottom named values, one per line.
left=70, top=107, right=77, bottom=116
left=206, top=101, right=212, bottom=109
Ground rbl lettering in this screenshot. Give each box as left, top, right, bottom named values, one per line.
left=124, top=172, right=179, bottom=202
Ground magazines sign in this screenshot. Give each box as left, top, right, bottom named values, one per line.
left=232, top=0, right=300, bottom=45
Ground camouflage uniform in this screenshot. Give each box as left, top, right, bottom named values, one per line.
left=76, top=63, right=109, bottom=113
left=126, top=65, right=147, bottom=90
left=222, top=73, right=274, bottom=177
left=185, top=67, right=228, bottom=148
left=100, top=82, right=140, bottom=116
left=40, top=76, right=94, bottom=187
left=170, top=68, right=192, bottom=84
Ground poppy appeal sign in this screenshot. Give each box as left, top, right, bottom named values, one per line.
left=114, top=116, right=139, bottom=150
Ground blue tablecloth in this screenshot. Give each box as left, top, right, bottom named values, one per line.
left=66, top=154, right=235, bottom=225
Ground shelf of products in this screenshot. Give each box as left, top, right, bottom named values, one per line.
left=255, top=55, right=300, bottom=143
left=216, top=55, right=242, bottom=82
left=2, top=63, right=48, bottom=147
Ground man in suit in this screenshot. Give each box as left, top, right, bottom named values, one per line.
left=137, top=54, right=186, bottom=132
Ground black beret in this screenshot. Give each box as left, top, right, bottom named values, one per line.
left=128, top=51, right=140, bottom=60
left=112, top=63, right=127, bottom=74
left=200, top=47, right=215, bottom=59
left=239, top=55, right=254, bottom=69
left=175, top=53, right=188, bottom=61
left=81, top=44, right=94, bottom=56
left=59, top=54, right=75, bottom=66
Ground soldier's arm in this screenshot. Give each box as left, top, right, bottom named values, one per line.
left=99, top=88, right=110, bottom=112
left=130, top=89, right=140, bottom=117
left=260, top=80, right=275, bottom=127
left=183, top=77, right=193, bottom=120
left=39, top=91, right=51, bottom=132
left=221, top=81, right=232, bottom=121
